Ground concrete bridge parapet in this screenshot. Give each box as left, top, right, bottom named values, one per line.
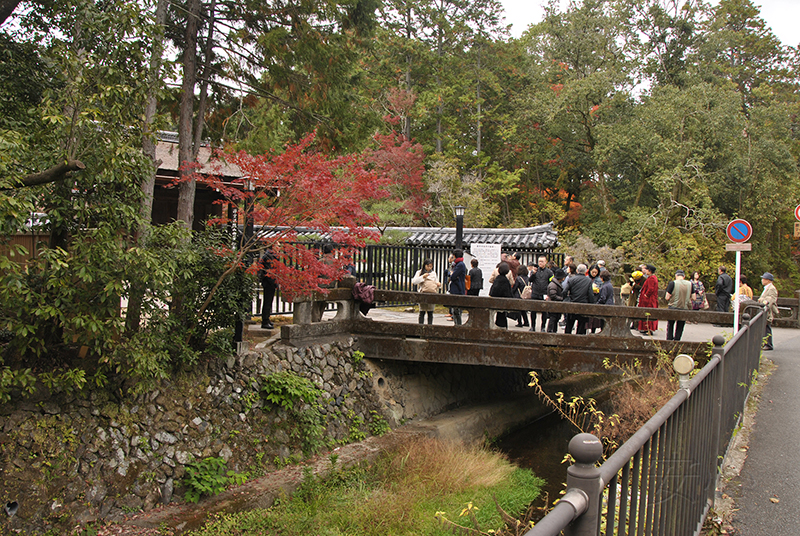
left=279, top=289, right=752, bottom=374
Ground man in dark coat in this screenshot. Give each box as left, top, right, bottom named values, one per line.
left=258, top=248, right=278, bottom=329
left=448, top=249, right=467, bottom=325
left=529, top=255, right=553, bottom=332
left=563, top=263, right=595, bottom=335
left=715, top=265, right=734, bottom=312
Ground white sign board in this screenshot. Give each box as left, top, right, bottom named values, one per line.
left=469, top=243, right=502, bottom=296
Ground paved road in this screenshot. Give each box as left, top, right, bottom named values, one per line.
left=729, top=326, right=800, bottom=535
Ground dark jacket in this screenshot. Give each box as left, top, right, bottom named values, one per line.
left=512, top=276, right=526, bottom=299
left=449, top=259, right=467, bottom=295
left=597, top=281, right=615, bottom=305
left=715, top=273, right=733, bottom=297
left=489, top=274, right=514, bottom=298
left=547, top=279, right=563, bottom=302
left=468, top=267, right=483, bottom=291
left=565, top=274, right=596, bottom=304
left=531, top=268, right=553, bottom=298
left=258, top=250, right=277, bottom=285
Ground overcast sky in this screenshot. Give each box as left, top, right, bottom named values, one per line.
left=500, top=0, right=800, bottom=47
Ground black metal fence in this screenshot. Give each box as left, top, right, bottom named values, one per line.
left=252, top=244, right=560, bottom=317
left=525, top=310, right=766, bottom=536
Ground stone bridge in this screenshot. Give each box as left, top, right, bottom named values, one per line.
left=280, top=286, right=757, bottom=373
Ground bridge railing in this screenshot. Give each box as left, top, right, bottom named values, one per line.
left=523, top=310, right=766, bottom=536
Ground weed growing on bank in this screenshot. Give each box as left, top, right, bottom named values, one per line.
left=528, top=343, right=682, bottom=457
left=185, top=437, right=543, bottom=536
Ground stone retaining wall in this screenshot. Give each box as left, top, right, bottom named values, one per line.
left=0, top=335, right=533, bottom=535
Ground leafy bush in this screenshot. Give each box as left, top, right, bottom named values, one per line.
left=183, top=457, right=247, bottom=503
left=369, top=410, right=391, bottom=436
left=0, top=222, right=251, bottom=400
left=261, top=371, right=323, bottom=410
left=205, top=328, right=235, bottom=357
left=261, top=371, right=326, bottom=453
left=171, top=228, right=255, bottom=338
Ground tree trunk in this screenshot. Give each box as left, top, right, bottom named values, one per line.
left=435, top=24, right=443, bottom=154
left=403, top=8, right=412, bottom=140
left=191, top=0, right=215, bottom=161
left=176, top=0, right=201, bottom=230
left=139, top=0, right=170, bottom=231
left=128, top=0, right=170, bottom=335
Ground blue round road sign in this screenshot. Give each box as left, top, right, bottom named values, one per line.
left=726, top=219, right=752, bottom=243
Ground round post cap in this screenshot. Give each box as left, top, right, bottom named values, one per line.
left=569, top=433, right=603, bottom=464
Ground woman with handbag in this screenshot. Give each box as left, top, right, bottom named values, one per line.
left=691, top=271, right=708, bottom=311
left=412, top=259, right=442, bottom=324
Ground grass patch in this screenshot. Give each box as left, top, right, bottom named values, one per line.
left=186, top=437, right=543, bottom=536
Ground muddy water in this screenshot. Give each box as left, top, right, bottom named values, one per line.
left=496, top=410, right=577, bottom=503
left=497, top=391, right=615, bottom=504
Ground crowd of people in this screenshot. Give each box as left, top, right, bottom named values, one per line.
left=410, top=249, right=780, bottom=350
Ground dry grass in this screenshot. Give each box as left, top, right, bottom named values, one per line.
left=597, top=376, right=675, bottom=445
left=384, top=436, right=517, bottom=494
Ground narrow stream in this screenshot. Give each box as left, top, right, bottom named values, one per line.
left=496, top=390, right=616, bottom=504
left=496, top=410, right=577, bottom=503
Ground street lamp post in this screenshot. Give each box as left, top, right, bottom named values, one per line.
left=454, top=205, right=465, bottom=249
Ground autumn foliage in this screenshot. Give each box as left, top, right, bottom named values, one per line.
left=194, top=133, right=387, bottom=302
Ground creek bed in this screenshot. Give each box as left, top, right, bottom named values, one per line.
left=496, top=390, right=616, bottom=505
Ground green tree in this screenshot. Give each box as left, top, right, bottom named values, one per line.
left=518, top=0, right=631, bottom=225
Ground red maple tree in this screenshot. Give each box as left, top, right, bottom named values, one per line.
left=192, top=132, right=386, bottom=312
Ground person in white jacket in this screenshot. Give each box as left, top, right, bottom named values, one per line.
left=412, top=259, right=441, bottom=324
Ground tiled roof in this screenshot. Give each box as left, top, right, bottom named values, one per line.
left=156, top=131, right=242, bottom=178
left=254, top=223, right=558, bottom=249
left=397, top=223, right=558, bottom=249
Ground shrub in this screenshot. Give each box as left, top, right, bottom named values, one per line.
left=261, top=371, right=323, bottom=410
left=183, top=457, right=248, bottom=503
left=261, top=371, right=327, bottom=454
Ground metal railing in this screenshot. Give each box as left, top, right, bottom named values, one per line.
left=525, top=310, right=766, bottom=536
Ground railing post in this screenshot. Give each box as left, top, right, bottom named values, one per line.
left=709, top=335, right=726, bottom=507
left=795, top=290, right=800, bottom=328
left=564, top=433, right=604, bottom=536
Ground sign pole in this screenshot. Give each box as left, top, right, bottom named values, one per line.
left=726, top=219, right=753, bottom=334
left=733, top=250, right=742, bottom=333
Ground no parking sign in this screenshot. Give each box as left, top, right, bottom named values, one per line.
left=726, top=219, right=752, bottom=243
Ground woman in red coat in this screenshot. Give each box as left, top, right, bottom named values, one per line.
left=637, top=264, right=659, bottom=335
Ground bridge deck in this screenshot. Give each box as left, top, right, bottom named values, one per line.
left=281, top=288, right=757, bottom=373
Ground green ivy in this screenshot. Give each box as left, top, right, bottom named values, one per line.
left=183, top=457, right=248, bottom=503
left=261, top=371, right=327, bottom=454
left=368, top=410, right=391, bottom=436
left=261, top=371, right=323, bottom=410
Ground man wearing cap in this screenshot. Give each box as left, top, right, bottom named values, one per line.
left=758, top=272, right=779, bottom=350
left=665, top=270, right=692, bottom=341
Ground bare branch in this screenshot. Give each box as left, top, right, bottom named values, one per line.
left=3, top=160, right=86, bottom=190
